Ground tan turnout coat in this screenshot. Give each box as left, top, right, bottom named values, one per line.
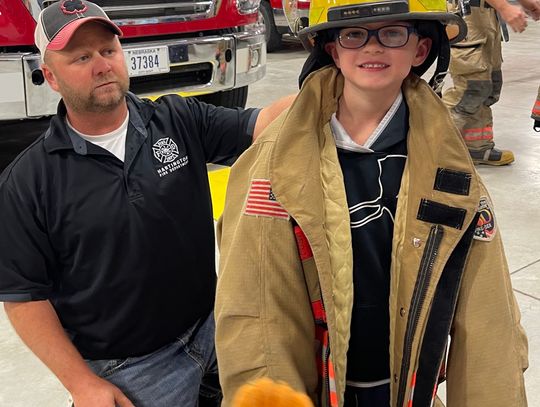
left=215, top=67, right=528, bottom=407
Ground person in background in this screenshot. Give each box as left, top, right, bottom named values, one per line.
left=532, top=85, right=540, bottom=131
left=0, top=1, right=293, bottom=406
left=443, top=0, right=540, bottom=165
left=214, top=0, right=528, bottom=405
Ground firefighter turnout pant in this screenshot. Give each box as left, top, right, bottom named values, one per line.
left=443, top=3, right=502, bottom=152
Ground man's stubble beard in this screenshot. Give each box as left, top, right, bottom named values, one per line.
left=60, top=74, right=130, bottom=114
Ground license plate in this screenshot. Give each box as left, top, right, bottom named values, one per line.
left=124, top=46, right=170, bottom=77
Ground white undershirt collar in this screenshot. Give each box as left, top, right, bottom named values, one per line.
left=66, top=112, right=129, bottom=162
left=331, top=91, right=403, bottom=153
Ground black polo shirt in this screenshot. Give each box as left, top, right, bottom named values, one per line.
left=0, top=92, right=257, bottom=360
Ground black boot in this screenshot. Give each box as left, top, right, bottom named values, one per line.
left=469, top=148, right=515, bottom=166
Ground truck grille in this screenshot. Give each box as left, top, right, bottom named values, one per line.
left=93, top=0, right=218, bottom=25
left=129, top=62, right=213, bottom=95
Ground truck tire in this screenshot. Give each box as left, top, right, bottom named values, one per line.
left=195, top=86, right=249, bottom=108
left=259, top=1, right=282, bottom=52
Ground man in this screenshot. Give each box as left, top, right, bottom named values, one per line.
left=214, top=0, right=528, bottom=405
left=443, top=0, right=540, bottom=165
left=0, top=1, right=292, bottom=406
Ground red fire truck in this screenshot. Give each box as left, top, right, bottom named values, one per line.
left=0, top=0, right=266, bottom=121
left=259, top=0, right=309, bottom=51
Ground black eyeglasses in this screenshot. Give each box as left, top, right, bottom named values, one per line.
left=338, top=25, right=417, bottom=49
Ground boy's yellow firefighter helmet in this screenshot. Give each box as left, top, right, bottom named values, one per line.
left=296, top=0, right=467, bottom=49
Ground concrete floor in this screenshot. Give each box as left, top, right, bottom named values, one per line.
left=1, top=23, right=539, bottom=406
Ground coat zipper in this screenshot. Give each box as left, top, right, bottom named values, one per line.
left=324, top=341, right=330, bottom=406
left=396, top=224, right=444, bottom=407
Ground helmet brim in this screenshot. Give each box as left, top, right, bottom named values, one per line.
left=298, top=12, right=467, bottom=50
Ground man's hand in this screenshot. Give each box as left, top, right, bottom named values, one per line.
left=518, top=0, right=540, bottom=19
left=3, top=301, right=134, bottom=407
left=498, top=3, right=528, bottom=32
left=71, top=376, right=134, bottom=407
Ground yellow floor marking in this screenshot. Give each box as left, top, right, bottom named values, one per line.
left=145, top=91, right=212, bottom=101
left=208, top=167, right=231, bottom=220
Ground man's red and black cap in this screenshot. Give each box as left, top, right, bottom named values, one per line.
left=35, top=0, right=122, bottom=62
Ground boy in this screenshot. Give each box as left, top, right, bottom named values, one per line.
left=215, top=0, right=528, bottom=405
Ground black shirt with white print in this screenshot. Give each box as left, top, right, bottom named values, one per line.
left=0, top=92, right=258, bottom=360
left=332, top=94, right=408, bottom=386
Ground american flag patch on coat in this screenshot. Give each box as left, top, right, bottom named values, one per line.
left=244, top=179, right=290, bottom=220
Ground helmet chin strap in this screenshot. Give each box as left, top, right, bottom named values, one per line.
left=428, top=38, right=450, bottom=96
left=410, top=22, right=451, bottom=96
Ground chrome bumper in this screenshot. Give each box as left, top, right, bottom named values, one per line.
left=125, top=26, right=266, bottom=98
left=0, top=53, right=60, bottom=121
left=0, top=27, right=266, bottom=121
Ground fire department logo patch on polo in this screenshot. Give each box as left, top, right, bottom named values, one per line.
left=244, top=179, right=289, bottom=220
left=153, top=138, right=179, bottom=163
left=474, top=196, right=497, bottom=241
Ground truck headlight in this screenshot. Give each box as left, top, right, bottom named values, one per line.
left=249, top=45, right=261, bottom=68
left=236, top=0, right=261, bottom=15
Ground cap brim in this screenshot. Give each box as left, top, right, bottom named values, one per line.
left=47, top=17, right=123, bottom=51
left=299, top=12, right=467, bottom=50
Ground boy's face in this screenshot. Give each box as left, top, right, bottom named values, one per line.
left=325, top=20, right=432, bottom=94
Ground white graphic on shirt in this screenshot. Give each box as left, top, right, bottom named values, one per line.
left=153, top=138, right=179, bottom=163
left=349, top=154, right=407, bottom=229
left=156, top=155, right=189, bottom=178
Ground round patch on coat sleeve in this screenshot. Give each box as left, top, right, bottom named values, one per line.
left=474, top=196, right=497, bottom=241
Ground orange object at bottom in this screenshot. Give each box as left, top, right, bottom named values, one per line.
left=232, top=378, right=314, bottom=407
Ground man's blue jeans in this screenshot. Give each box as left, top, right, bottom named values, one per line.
left=84, top=311, right=221, bottom=407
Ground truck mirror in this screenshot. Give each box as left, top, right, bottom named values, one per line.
left=282, top=0, right=307, bottom=35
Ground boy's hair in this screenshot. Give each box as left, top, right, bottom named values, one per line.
left=298, top=20, right=447, bottom=89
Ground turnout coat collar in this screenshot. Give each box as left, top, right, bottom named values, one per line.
left=215, top=66, right=528, bottom=407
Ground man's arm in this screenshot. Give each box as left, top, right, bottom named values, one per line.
left=253, top=94, right=296, bottom=139
left=485, top=0, right=528, bottom=32
left=517, top=0, right=540, bottom=19
left=3, top=301, right=134, bottom=407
